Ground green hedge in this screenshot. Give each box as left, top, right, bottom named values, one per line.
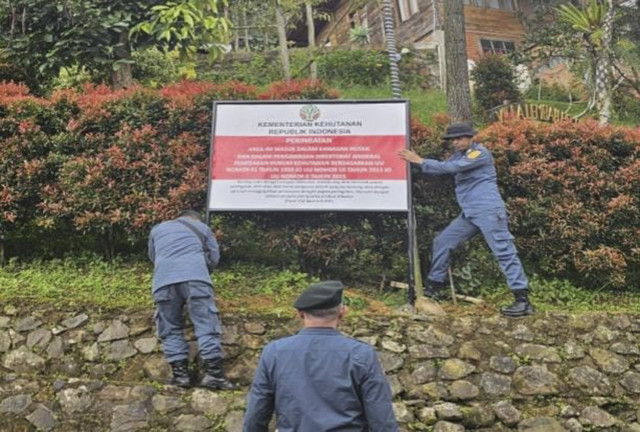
left=1, top=80, right=639, bottom=290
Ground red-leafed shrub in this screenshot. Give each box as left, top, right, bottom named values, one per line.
left=40, top=126, right=208, bottom=257
left=480, top=119, right=640, bottom=287
left=0, top=81, right=33, bottom=103
left=258, top=79, right=340, bottom=100
left=0, top=113, right=57, bottom=229
left=0, top=79, right=342, bottom=260
left=3, top=76, right=640, bottom=289
left=50, top=83, right=140, bottom=115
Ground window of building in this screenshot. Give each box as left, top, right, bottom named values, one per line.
left=396, top=0, right=420, bottom=22
left=500, top=0, right=515, bottom=10
left=480, top=39, right=516, bottom=54
left=349, top=11, right=358, bottom=29
left=464, top=0, right=516, bottom=10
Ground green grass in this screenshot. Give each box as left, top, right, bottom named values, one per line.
left=0, top=257, right=310, bottom=315
left=0, top=256, right=153, bottom=310
left=336, top=84, right=448, bottom=126
left=477, top=274, right=640, bottom=314
left=2, top=256, right=640, bottom=316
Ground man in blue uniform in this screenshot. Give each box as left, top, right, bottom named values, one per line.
left=243, top=281, right=398, bottom=432
left=148, top=209, right=235, bottom=389
left=399, top=123, right=535, bottom=317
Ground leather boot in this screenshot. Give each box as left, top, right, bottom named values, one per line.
left=424, top=280, right=446, bottom=301
left=200, top=359, right=236, bottom=390
left=501, top=289, right=535, bottom=317
left=170, top=360, right=192, bottom=388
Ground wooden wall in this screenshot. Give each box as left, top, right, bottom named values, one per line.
left=315, top=0, right=435, bottom=48
left=314, top=0, right=536, bottom=61
left=464, top=6, right=526, bottom=60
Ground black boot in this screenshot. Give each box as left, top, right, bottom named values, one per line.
left=501, top=289, right=535, bottom=317
left=200, top=359, right=236, bottom=390
left=170, top=360, right=192, bottom=388
left=424, top=280, right=446, bottom=301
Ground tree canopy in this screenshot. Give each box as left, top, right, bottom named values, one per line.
left=0, top=0, right=231, bottom=90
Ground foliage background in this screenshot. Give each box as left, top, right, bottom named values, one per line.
left=1, top=80, right=639, bottom=294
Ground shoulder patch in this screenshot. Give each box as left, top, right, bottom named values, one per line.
left=467, top=150, right=482, bottom=159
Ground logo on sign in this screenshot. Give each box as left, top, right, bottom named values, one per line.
left=300, top=105, right=321, bottom=122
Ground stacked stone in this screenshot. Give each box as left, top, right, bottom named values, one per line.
left=1, top=304, right=640, bottom=431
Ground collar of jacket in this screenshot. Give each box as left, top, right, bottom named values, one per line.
left=299, top=327, right=341, bottom=335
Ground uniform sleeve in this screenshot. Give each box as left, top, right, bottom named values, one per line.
left=147, top=230, right=155, bottom=264
left=360, top=350, right=399, bottom=432
left=420, top=149, right=490, bottom=175
left=243, top=346, right=276, bottom=432
left=204, top=228, right=220, bottom=271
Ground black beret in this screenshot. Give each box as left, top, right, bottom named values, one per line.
left=294, top=280, right=344, bottom=310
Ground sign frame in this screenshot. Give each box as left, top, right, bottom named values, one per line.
left=206, top=99, right=417, bottom=304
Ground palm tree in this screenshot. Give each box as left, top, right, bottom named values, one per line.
left=556, top=0, right=615, bottom=124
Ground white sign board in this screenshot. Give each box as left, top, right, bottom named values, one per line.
left=209, top=101, right=410, bottom=211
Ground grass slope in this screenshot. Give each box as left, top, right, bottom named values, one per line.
left=1, top=257, right=639, bottom=316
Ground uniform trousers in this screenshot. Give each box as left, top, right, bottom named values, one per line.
left=153, top=280, right=222, bottom=363
left=427, top=209, right=528, bottom=291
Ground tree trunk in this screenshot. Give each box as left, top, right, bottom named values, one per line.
left=597, top=0, right=614, bottom=125
left=0, top=233, right=5, bottom=266
left=103, top=228, right=115, bottom=261
left=443, top=0, right=472, bottom=123
left=305, top=1, right=317, bottom=81
left=274, top=0, right=291, bottom=81
left=110, top=31, right=133, bottom=89
left=109, top=31, right=133, bottom=90
left=242, top=6, right=251, bottom=52
left=232, top=9, right=240, bottom=51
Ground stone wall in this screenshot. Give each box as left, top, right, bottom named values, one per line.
left=1, top=305, right=640, bottom=431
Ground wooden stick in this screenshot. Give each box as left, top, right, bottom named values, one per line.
left=448, top=267, right=457, bottom=305
left=454, top=294, right=484, bottom=305
left=389, top=281, right=484, bottom=304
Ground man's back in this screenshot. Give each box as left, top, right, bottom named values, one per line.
left=244, top=327, right=397, bottom=432
left=148, top=217, right=219, bottom=291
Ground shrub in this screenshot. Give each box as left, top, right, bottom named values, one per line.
left=40, top=126, right=208, bottom=257
left=3, top=77, right=640, bottom=291
left=524, top=80, right=584, bottom=102
left=481, top=119, right=640, bottom=288
left=613, top=88, right=640, bottom=126
left=203, top=54, right=283, bottom=86
left=472, top=55, right=520, bottom=115
left=258, top=79, right=340, bottom=100
left=131, top=48, right=183, bottom=87
left=314, top=49, right=390, bottom=86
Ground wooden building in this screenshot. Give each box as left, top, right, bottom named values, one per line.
left=314, top=0, right=535, bottom=61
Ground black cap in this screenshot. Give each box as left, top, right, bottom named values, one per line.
left=294, top=281, right=344, bottom=310
left=442, top=123, right=477, bottom=139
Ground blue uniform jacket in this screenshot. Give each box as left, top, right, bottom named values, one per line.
left=148, top=217, right=220, bottom=292
left=420, top=142, right=506, bottom=216
left=243, top=327, right=398, bottom=432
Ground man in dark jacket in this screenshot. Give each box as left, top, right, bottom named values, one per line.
left=243, top=281, right=398, bottom=432
left=399, top=123, right=535, bottom=317
left=148, top=209, right=234, bottom=388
